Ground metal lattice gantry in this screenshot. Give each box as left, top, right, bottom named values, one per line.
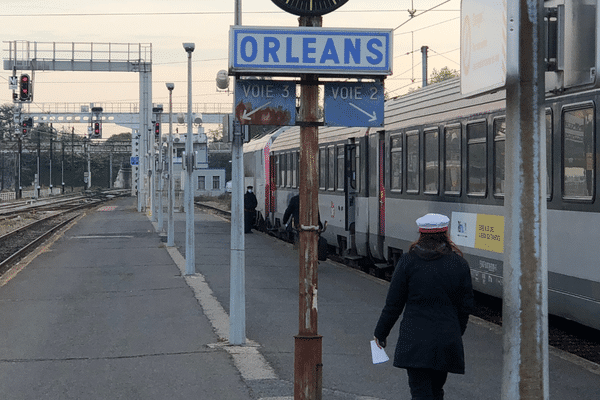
left=3, top=41, right=151, bottom=72
left=19, top=102, right=232, bottom=125
left=4, top=40, right=153, bottom=213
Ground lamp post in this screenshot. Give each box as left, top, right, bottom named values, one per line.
left=153, top=105, right=164, bottom=230
left=228, top=0, right=246, bottom=346
left=166, top=82, right=175, bottom=247
left=183, top=42, right=195, bottom=276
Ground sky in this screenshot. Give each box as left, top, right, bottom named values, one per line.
left=0, top=0, right=461, bottom=136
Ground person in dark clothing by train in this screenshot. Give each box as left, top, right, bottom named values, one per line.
left=283, top=194, right=324, bottom=230
left=373, top=213, right=474, bottom=400
left=282, top=194, right=327, bottom=260
left=244, top=186, right=258, bottom=233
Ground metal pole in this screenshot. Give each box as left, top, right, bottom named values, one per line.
left=294, top=15, right=323, bottom=400
left=61, top=140, right=65, bottom=194
left=87, top=142, right=91, bottom=189
left=229, top=0, right=246, bottom=346
left=184, top=43, right=196, bottom=276
left=148, top=73, right=155, bottom=218
left=421, top=46, right=428, bottom=87
left=17, top=137, right=22, bottom=199
left=138, top=74, right=145, bottom=212
left=157, top=119, right=164, bottom=231
left=49, top=126, right=53, bottom=194
left=71, top=127, right=74, bottom=193
left=37, top=129, right=41, bottom=197
left=502, top=0, right=548, bottom=399
left=166, top=83, right=175, bottom=247
left=109, top=152, right=113, bottom=189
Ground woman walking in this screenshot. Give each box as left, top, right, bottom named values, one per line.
left=374, top=213, right=474, bottom=400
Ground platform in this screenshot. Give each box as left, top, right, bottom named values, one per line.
left=0, top=196, right=598, bottom=399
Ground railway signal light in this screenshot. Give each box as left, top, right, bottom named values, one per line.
left=154, top=122, right=160, bottom=137
left=92, top=122, right=102, bottom=138
left=19, top=74, right=31, bottom=101
left=22, top=117, right=32, bottom=136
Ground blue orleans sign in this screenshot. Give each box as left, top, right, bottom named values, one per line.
left=229, top=26, right=393, bottom=76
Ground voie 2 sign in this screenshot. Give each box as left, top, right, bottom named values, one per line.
left=229, top=26, right=393, bottom=76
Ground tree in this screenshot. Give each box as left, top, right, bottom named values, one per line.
left=0, top=104, right=14, bottom=140
left=430, top=67, right=459, bottom=84
left=207, top=128, right=223, bottom=142
left=106, top=132, right=131, bottom=142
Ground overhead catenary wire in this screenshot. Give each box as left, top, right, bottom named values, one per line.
left=0, top=9, right=459, bottom=18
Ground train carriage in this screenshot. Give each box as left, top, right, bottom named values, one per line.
left=243, top=77, right=600, bottom=331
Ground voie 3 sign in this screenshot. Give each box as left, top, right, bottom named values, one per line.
left=229, top=26, right=393, bottom=76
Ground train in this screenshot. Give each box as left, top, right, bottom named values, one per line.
left=243, top=77, right=600, bottom=331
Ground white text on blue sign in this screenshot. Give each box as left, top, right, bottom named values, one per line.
left=235, top=80, right=297, bottom=126
left=324, top=82, right=384, bottom=127
left=230, top=26, right=393, bottom=76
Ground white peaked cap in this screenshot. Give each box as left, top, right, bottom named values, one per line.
left=416, top=213, right=450, bottom=233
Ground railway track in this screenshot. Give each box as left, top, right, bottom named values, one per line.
left=0, top=190, right=129, bottom=277
left=195, top=200, right=600, bottom=367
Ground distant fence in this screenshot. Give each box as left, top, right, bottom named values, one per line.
left=1, top=187, right=73, bottom=201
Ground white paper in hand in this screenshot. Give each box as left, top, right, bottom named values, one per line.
left=370, top=340, right=389, bottom=364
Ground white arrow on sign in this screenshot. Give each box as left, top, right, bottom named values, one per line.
left=349, top=102, right=378, bottom=122
left=241, top=101, right=272, bottom=121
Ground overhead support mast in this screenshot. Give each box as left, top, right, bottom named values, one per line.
left=3, top=40, right=152, bottom=211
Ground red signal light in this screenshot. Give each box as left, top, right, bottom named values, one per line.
left=19, top=74, right=31, bottom=101
left=93, top=122, right=101, bottom=138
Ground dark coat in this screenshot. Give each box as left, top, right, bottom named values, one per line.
left=282, top=194, right=322, bottom=229
left=282, top=195, right=300, bottom=227
left=244, top=191, right=257, bottom=211
left=374, top=245, right=474, bottom=374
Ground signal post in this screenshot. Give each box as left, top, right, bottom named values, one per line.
left=229, top=3, right=391, bottom=398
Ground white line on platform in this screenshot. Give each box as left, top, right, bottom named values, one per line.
left=258, top=397, right=293, bottom=400
left=71, top=235, right=134, bottom=239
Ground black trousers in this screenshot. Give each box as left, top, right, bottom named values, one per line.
left=244, top=210, right=255, bottom=233
left=406, top=368, right=448, bottom=400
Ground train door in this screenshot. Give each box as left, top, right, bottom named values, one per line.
left=377, top=134, right=386, bottom=258
left=345, top=142, right=358, bottom=252
left=267, top=153, right=277, bottom=226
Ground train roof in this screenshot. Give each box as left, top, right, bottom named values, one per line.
left=384, top=77, right=506, bottom=130
left=246, top=77, right=510, bottom=152
left=243, top=126, right=291, bottom=153
left=269, top=124, right=369, bottom=152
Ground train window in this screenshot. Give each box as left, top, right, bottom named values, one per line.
left=390, top=134, right=402, bottom=192
left=294, top=151, right=300, bottom=188
left=467, top=121, right=487, bottom=196
left=287, top=152, right=293, bottom=187
left=319, top=147, right=327, bottom=190
left=493, top=118, right=506, bottom=197
left=328, top=147, right=336, bottom=190
left=274, top=155, right=280, bottom=187
left=444, top=125, right=461, bottom=195
left=346, top=144, right=360, bottom=191
left=280, top=153, right=287, bottom=187
left=354, top=145, right=360, bottom=192
left=406, top=131, right=420, bottom=193
left=562, top=106, right=595, bottom=200
left=546, top=111, right=553, bottom=198
left=424, top=129, right=440, bottom=194
left=337, top=145, right=344, bottom=191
